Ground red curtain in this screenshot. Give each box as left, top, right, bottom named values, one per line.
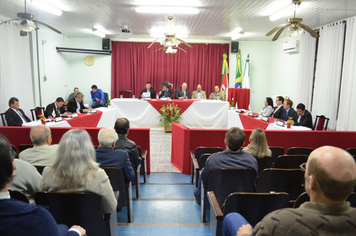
left=111, top=41, right=229, bottom=98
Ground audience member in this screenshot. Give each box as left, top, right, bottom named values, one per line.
left=260, top=97, right=273, bottom=117
left=175, top=82, right=191, bottom=99
left=209, top=86, right=223, bottom=100
left=96, top=128, right=135, bottom=182
left=68, top=87, right=79, bottom=101
left=45, top=97, right=68, bottom=118
left=67, top=92, right=89, bottom=113
left=195, top=127, right=258, bottom=203
left=158, top=85, right=173, bottom=99
left=192, top=84, right=207, bottom=100
left=140, top=82, right=156, bottom=99
left=19, top=125, right=57, bottom=166
left=272, top=96, right=285, bottom=119
left=243, top=128, right=271, bottom=158
left=0, top=134, right=86, bottom=236
left=223, top=146, right=356, bottom=236
left=41, top=129, right=117, bottom=214
left=282, top=99, right=296, bottom=121
left=292, top=103, right=313, bottom=129
left=90, top=85, right=106, bottom=108
left=4, top=97, right=31, bottom=126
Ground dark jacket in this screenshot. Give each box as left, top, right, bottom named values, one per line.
left=272, top=105, right=285, bottom=120
left=140, top=88, right=156, bottom=99
left=283, top=107, right=296, bottom=121
left=292, top=109, right=313, bottom=129
left=175, top=87, right=191, bottom=99
left=114, top=134, right=142, bottom=169
left=66, top=98, right=88, bottom=113
left=45, top=103, right=67, bottom=118
left=5, top=108, right=31, bottom=126
left=159, top=89, right=174, bottom=99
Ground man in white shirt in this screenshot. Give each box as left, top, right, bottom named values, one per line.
left=4, top=97, right=31, bottom=126
left=192, top=84, right=207, bottom=100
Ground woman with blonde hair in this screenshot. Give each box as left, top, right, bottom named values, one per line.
left=243, top=128, right=272, bottom=158
left=41, top=129, right=117, bottom=214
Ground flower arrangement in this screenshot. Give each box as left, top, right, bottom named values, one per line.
left=38, top=115, right=46, bottom=124
left=286, top=117, right=294, bottom=128
left=158, top=104, right=182, bottom=127
left=230, top=97, right=234, bottom=107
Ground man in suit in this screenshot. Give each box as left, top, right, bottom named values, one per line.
left=67, top=87, right=79, bottom=102
left=158, top=85, right=173, bottom=99
left=19, top=125, right=58, bottom=166
left=192, top=84, right=207, bottom=100
left=140, top=82, right=156, bottom=99
left=4, top=97, right=31, bottom=126
left=67, top=92, right=89, bottom=113
left=96, top=128, right=135, bottom=182
left=45, top=97, right=68, bottom=118
left=90, top=85, right=106, bottom=108
left=272, top=96, right=285, bottom=119
left=0, top=134, right=86, bottom=236
left=292, top=103, right=313, bottom=129
left=282, top=99, right=296, bottom=121
left=175, top=82, right=191, bottom=99
left=114, top=118, right=142, bottom=169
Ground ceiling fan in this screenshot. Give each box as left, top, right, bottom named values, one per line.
left=0, top=0, right=61, bottom=36
left=266, top=0, right=319, bottom=41
left=148, top=16, right=192, bottom=54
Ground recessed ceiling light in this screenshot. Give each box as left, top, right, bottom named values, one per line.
left=260, top=0, right=291, bottom=16
left=135, top=6, right=200, bottom=14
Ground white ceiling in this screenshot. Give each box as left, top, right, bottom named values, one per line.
left=0, top=0, right=356, bottom=41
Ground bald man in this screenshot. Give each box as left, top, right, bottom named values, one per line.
left=223, top=146, right=356, bottom=236
left=19, top=125, right=58, bottom=166
left=192, top=84, right=207, bottom=100
left=209, top=85, right=223, bottom=100
left=175, top=82, right=191, bottom=99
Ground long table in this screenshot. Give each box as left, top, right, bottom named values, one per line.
left=111, top=98, right=229, bottom=129
left=171, top=122, right=356, bottom=174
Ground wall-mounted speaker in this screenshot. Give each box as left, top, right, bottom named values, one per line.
left=102, top=38, right=110, bottom=50
left=231, top=41, right=239, bottom=53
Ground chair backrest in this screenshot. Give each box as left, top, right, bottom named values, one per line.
left=18, top=144, right=34, bottom=153
left=119, top=90, right=132, bottom=98
left=222, top=192, right=290, bottom=226
left=207, top=168, right=257, bottom=207
left=273, top=155, right=308, bottom=169
left=160, top=81, right=174, bottom=90
left=198, top=153, right=211, bottom=170
left=9, top=190, right=29, bottom=203
left=104, top=92, right=109, bottom=104
left=294, top=192, right=356, bottom=208
left=11, top=144, right=19, bottom=159
left=34, top=165, right=46, bottom=175
left=347, top=192, right=356, bottom=207
left=269, top=146, right=284, bottom=163
left=35, top=191, right=110, bottom=236
left=30, top=107, right=45, bottom=121
left=255, top=156, right=273, bottom=175
left=286, top=147, right=313, bottom=156
left=256, top=168, right=304, bottom=200
left=1, top=113, right=7, bottom=126
left=195, top=147, right=223, bottom=162
left=346, top=148, right=356, bottom=156
left=313, top=115, right=330, bottom=130
left=101, top=167, right=126, bottom=209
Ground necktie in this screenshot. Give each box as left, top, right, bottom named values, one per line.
left=183, top=91, right=185, bottom=97
left=285, top=110, right=288, bottom=120
left=164, top=91, right=168, bottom=97
left=16, top=110, right=27, bottom=123
left=273, top=106, right=280, bottom=115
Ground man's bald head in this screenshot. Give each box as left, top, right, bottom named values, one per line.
left=306, top=146, right=356, bottom=202
left=182, top=83, right=187, bottom=90
left=30, top=125, right=51, bottom=145
left=98, top=128, right=118, bottom=147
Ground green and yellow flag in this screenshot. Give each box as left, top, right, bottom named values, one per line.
left=235, top=50, right=242, bottom=88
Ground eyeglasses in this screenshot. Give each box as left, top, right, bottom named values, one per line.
left=300, top=163, right=306, bottom=172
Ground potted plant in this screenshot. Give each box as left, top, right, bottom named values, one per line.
left=158, top=103, right=182, bottom=132
left=38, top=115, right=46, bottom=124
left=286, top=117, right=294, bottom=129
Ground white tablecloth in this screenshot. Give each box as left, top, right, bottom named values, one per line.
left=266, top=123, right=312, bottom=130
left=111, top=99, right=229, bottom=129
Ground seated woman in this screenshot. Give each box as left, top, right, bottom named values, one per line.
left=243, top=128, right=272, bottom=158
left=260, top=97, right=274, bottom=117
left=41, top=129, right=117, bottom=214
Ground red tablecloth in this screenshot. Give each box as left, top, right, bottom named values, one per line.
left=148, top=99, right=196, bottom=114
left=228, top=88, right=250, bottom=109
left=64, top=110, right=102, bottom=127
left=239, top=113, right=273, bottom=130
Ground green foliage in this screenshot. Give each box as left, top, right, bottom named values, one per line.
left=158, top=103, right=182, bottom=127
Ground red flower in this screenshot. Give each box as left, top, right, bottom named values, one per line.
left=172, top=114, right=175, bottom=117
left=166, top=115, right=170, bottom=118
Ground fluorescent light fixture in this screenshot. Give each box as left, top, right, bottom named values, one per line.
left=269, top=2, right=310, bottom=21
left=133, top=0, right=201, bottom=6
left=260, top=0, right=291, bottom=16
left=92, top=29, right=106, bottom=38
left=56, top=47, right=111, bottom=55
left=135, top=6, right=200, bottom=14
left=94, top=24, right=113, bottom=35
left=29, top=0, right=63, bottom=16
left=43, top=0, right=71, bottom=11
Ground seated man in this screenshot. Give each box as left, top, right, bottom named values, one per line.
left=45, top=97, right=68, bottom=118
left=272, top=96, right=285, bottom=119
left=292, top=103, right=313, bottom=129
left=0, top=134, right=86, bottom=236
left=223, top=146, right=356, bottom=236
left=90, top=85, right=106, bottom=108
left=195, top=127, right=258, bottom=203
left=140, top=82, right=156, bottom=99
left=114, top=118, right=142, bottom=169
left=68, top=87, right=79, bottom=101
left=95, top=128, right=135, bottom=182
left=5, top=97, right=31, bottom=126
left=282, top=99, right=296, bottom=121
left=19, top=125, right=58, bottom=166
left=209, top=86, right=223, bottom=100
left=158, top=85, right=173, bottom=99
left=175, top=82, right=191, bottom=99
left=192, top=84, right=207, bottom=100
left=67, top=92, right=89, bottom=113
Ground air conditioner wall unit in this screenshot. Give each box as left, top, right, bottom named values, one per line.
left=283, top=40, right=300, bottom=53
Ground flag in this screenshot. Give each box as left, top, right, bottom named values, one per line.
left=220, top=52, right=229, bottom=99
left=242, top=54, right=251, bottom=88
left=235, top=50, right=242, bottom=88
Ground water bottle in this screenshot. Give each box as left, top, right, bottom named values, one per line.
left=156, top=93, right=159, bottom=99
left=76, top=107, right=80, bottom=114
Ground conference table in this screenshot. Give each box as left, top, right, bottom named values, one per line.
left=111, top=98, right=229, bottom=129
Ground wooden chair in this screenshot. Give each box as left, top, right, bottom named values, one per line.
left=201, top=168, right=256, bottom=223
left=254, top=156, right=272, bottom=175
left=269, top=146, right=284, bottom=163
left=18, top=144, right=33, bottom=153
left=273, top=155, right=308, bottom=169
left=34, top=165, right=46, bottom=175
left=286, top=147, right=313, bottom=156
left=208, top=191, right=290, bottom=236
left=104, top=92, right=109, bottom=106
left=11, top=144, right=19, bottom=159
left=293, top=192, right=309, bottom=208
left=9, top=190, right=29, bottom=203
left=256, top=168, right=304, bottom=202
left=30, top=107, right=45, bottom=121
left=137, top=146, right=148, bottom=183
left=313, top=115, right=330, bottom=130
left=1, top=113, right=7, bottom=126
left=346, top=148, right=356, bottom=156
left=119, top=90, right=132, bottom=98
left=35, top=191, right=111, bottom=236
left=101, top=167, right=133, bottom=223
left=192, top=153, right=212, bottom=190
